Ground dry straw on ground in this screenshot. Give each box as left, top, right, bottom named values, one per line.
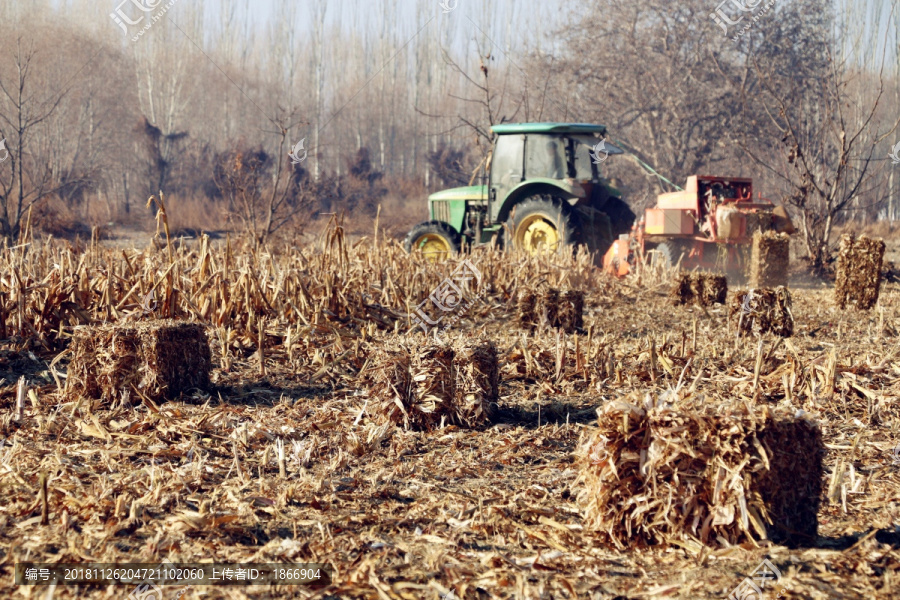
left=66, top=320, right=211, bottom=404
left=835, top=234, right=886, bottom=310
left=576, top=395, right=824, bottom=549
left=0, top=224, right=898, bottom=599
left=750, top=230, right=790, bottom=288
left=731, top=287, right=794, bottom=337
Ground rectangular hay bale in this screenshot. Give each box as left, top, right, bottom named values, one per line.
left=750, top=231, right=790, bottom=288
left=730, top=287, right=793, bottom=337
left=835, top=234, right=885, bottom=310
left=673, top=273, right=728, bottom=307
left=452, top=339, right=499, bottom=427
left=671, top=273, right=693, bottom=305
left=409, top=344, right=455, bottom=430
left=517, top=292, right=538, bottom=330
left=576, top=397, right=823, bottom=549
left=368, top=339, right=497, bottom=431
left=558, top=290, right=585, bottom=333
left=518, top=288, right=584, bottom=333
left=67, top=320, right=211, bottom=404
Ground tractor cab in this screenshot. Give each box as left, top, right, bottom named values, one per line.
left=404, top=123, right=634, bottom=262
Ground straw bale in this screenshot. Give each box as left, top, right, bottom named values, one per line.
left=540, top=288, right=560, bottom=328
left=368, top=340, right=497, bottom=430
left=749, top=231, right=790, bottom=288
left=689, top=272, right=728, bottom=307
left=730, top=287, right=793, bottom=337
left=409, top=344, right=455, bottom=429
left=744, top=211, right=774, bottom=237
left=835, top=234, right=885, bottom=310
left=671, top=273, right=693, bottom=305
left=576, top=397, right=823, bottom=549
left=452, top=339, right=498, bottom=427
left=558, top=290, right=585, bottom=333
left=701, top=273, right=728, bottom=306
left=368, top=344, right=413, bottom=426
left=517, top=292, right=538, bottom=330
left=673, top=273, right=727, bottom=307
left=518, top=288, right=584, bottom=332
left=66, top=320, right=211, bottom=404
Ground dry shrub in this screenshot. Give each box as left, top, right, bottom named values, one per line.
left=31, top=196, right=92, bottom=239
left=67, top=320, right=211, bottom=404
left=730, top=287, right=793, bottom=337
left=835, top=234, right=885, bottom=310
left=576, top=396, right=824, bottom=549
left=367, top=339, right=497, bottom=430
left=750, top=231, right=790, bottom=288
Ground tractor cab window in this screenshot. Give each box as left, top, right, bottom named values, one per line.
left=525, top=134, right=566, bottom=180
left=572, top=139, right=596, bottom=181
left=491, top=135, right=524, bottom=188
left=490, top=134, right=524, bottom=206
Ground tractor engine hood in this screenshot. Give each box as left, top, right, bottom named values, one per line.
left=428, top=185, right=489, bottom=202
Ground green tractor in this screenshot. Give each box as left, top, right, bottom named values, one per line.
left=404, top=122, right=635, bottom=261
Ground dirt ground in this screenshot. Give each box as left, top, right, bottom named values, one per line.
left=0, top=236, right=897, bottom=600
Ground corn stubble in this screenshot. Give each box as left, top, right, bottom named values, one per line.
left=0, top=224, right=896, bottom=599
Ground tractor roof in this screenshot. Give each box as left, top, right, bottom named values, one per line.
left=490, top=122, right=608, bottom=136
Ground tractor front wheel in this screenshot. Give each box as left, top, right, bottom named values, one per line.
left=404, top=221, right=461, bottom=261
left=508, top=194, right=579, bottom=255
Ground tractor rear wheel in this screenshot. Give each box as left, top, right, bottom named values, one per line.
left=651, top=240, right=690, bottom=269
left=404, top=221, right=461, bottom=262
left=508, top=194, right=579, bottom=255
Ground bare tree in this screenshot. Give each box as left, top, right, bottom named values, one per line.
left=0, top=39, right=73, bottom=242
left=213, top=114, right=313, bottom=245
left=731, top=1, right=900, bottom=268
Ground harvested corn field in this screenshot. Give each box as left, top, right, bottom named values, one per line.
left=0, top=227, right=898, bottom=600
